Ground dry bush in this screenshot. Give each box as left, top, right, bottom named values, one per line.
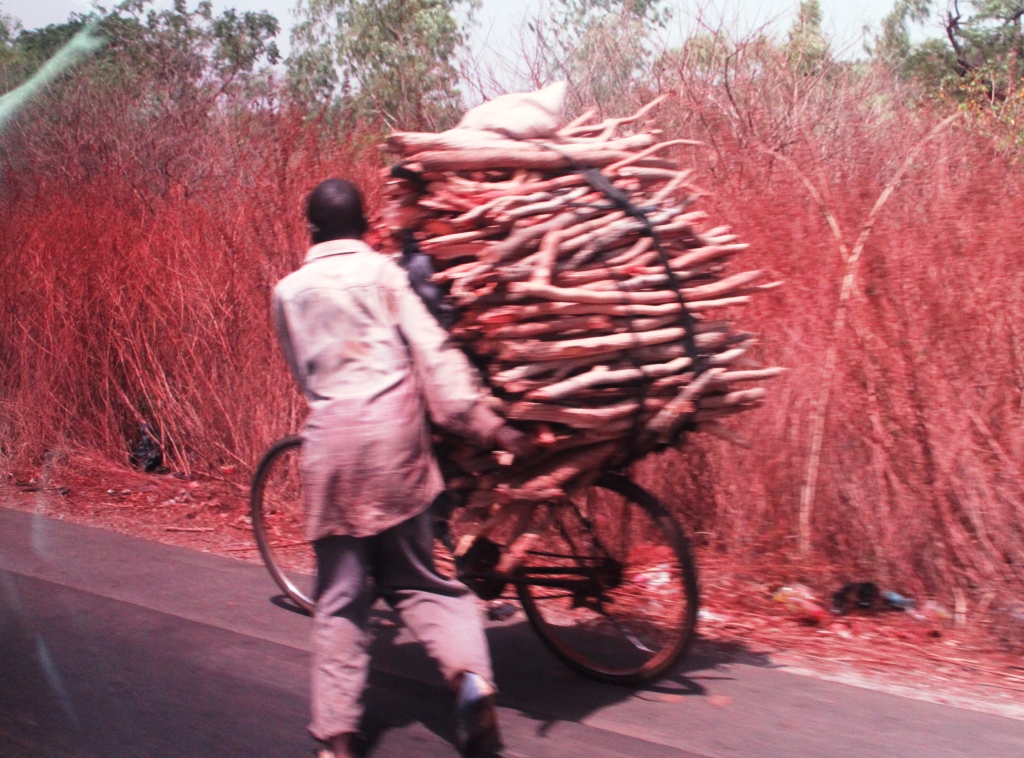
left=632, top=28, right=1024, bottom=614
left=460, top=7, right=1024, bottom=614
left=0, top=73, right=383, bottom=474
left=2, top=8, right=1022, bottom=631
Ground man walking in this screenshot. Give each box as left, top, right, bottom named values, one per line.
left=272, top=179, right=527, bottom=757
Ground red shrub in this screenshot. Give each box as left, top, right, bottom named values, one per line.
left=1, top=52, right=1021, bottom=616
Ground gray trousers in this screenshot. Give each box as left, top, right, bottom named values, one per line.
left=309, top=508, right=495, bottom=741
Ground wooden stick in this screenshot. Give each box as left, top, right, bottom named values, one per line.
left=651, top=169, right=695, bottom=204
left=491, top=353, right=622, bottom=385
left=476, top=296, right=752, bottom=326
left=418, top=227, right=500, bottom=251
left=388, top=130, right=657, bottom=155
left=498, top=327, right=686, bottom=362
left=531, top=229, right=565, bottom=285
left=505, top=443, right=621, bottom=497
left=442, top=173, right=588, bottom=198
left=409, top=146, right=677, bottom=172
left=558, top=94, right=669, bottom=137
left=426, top=242, right=492, bottom=260
left=526, top=357, right=692, bottom=401
left=508, top=270, right=761, bottom=305
left=711, top=367, right=787, bottom=385
left=508, top=281, right=679, bottom=305
left=487, top=314, right=611, bottom=340
left=499, top=187, right=590, bottom=223
left=605, top=237, right=654, bottom=267
left=488, top=209, right=601, bottom=263
left=558, top=106, right=599, bottom=133
left=450, top=191, right=552, bottom=227
left=506, top=401, right=640, bottom=428
left=646, top=368, right=725, bottom=443
left=606, top=140, right=704, bottom=173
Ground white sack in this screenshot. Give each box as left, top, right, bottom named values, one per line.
left=456, top=82, right=567, bottom=140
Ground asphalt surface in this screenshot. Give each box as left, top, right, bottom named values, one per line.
left=1, top=506, right=1022, bottom=758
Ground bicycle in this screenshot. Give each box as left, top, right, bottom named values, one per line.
left=250, top=435, right=699, bottom=685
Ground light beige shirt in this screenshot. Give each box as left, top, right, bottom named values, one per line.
left=272, top=239, right=504, bottom=540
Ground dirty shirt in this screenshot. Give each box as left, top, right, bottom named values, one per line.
left=272, top=239, right=504, bottom=541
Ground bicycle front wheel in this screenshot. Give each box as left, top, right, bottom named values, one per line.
left=250, top=435, right=316, bottom=613
left=517, top=473, right=698, bottom=685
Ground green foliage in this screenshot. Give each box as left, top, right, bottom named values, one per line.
left=786, top=0, right=829, bottom=75
left=0, top=0, right=283, bottom=203
left=872, top=1, right=1024, bottom=145
left=874, top=0, right=932, bottom=64
left=288, top=0, right=478, bottom=130
left=95, top=0, right=281, bottom=98
left=0, top=19, right=105, bottom=132
left=0, top=10, right=67, bottom=92
left=550, top=0, right=670, bottom=38
left=0, top=11, right=17, bottom=83
left=0, top=1, right=280, bottom=101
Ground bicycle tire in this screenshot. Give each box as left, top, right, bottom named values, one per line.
left=516, top=472, right=699, bottom=685
left=250, top=435, right=315, bottom=613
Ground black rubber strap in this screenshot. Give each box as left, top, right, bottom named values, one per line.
left=575, top=167, right=703, bottom=374
left=393, top=153, right=704, bottom=449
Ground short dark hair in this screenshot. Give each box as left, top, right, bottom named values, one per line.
left=306, top=178, right=367, bottom=243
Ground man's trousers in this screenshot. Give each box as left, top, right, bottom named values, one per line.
left=308, top=508, right=495, bottom=741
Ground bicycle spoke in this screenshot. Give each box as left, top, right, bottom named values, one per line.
left=517, top=473, right=697, bottom=683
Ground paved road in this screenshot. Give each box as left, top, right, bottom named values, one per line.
left=1, top=507, right=1022, bottom=758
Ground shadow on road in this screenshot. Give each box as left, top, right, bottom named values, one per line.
left=269, top=592, right=311, bottom=616
left=357, top=607, right=775, bottom=754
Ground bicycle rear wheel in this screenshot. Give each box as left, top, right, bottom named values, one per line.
left=517, top=473, right=698, bottom=685
left=250, top=435, right=316, bottom=613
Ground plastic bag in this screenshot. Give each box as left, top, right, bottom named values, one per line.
left=774, top=584, right=826, bottom=623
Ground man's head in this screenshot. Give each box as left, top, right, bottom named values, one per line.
left=306, top=178, right=367, bottom=244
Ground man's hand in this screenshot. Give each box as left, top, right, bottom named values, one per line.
left=493, top=425, right=535, bottom=459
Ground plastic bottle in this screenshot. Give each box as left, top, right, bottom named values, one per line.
left=882, top=590, right=916, bottom=611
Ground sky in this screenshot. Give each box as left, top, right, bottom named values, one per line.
left=1, top=0, right=926, bottom=61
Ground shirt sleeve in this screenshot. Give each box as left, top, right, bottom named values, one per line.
left=272, top=285, right=308, bottom=398
left=383, top=263, right=506, bottom=447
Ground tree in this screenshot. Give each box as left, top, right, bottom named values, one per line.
left=874, top=0, right=934, bottom=64
left=522, top=0, right=669, bottom=113
left=786, top=0, right=829, bottom=75
left=873, top=1, right=1024, bottom=143
left=1, top=1, right=282, bottom=199
left=95, top=0, right=281, bottom=101
left=288, top=0, right=478, bottom=130
left=876, top=1, right=1024, bottom=89
left=0, top=11, right=19, bottom=85
left=0, top=19, right=105, bottom=132
left=1, top=1, right=280, bottom=102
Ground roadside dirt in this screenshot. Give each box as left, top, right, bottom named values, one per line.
left=2, top=451, right=263, bottom=562
left=3, top=450, right=1023, bottom=719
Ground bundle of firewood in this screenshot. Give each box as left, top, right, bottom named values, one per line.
left=381, top=95, right=782, bottom=508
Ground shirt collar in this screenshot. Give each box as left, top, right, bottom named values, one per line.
left=304, top=238, right=374, bottom=264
